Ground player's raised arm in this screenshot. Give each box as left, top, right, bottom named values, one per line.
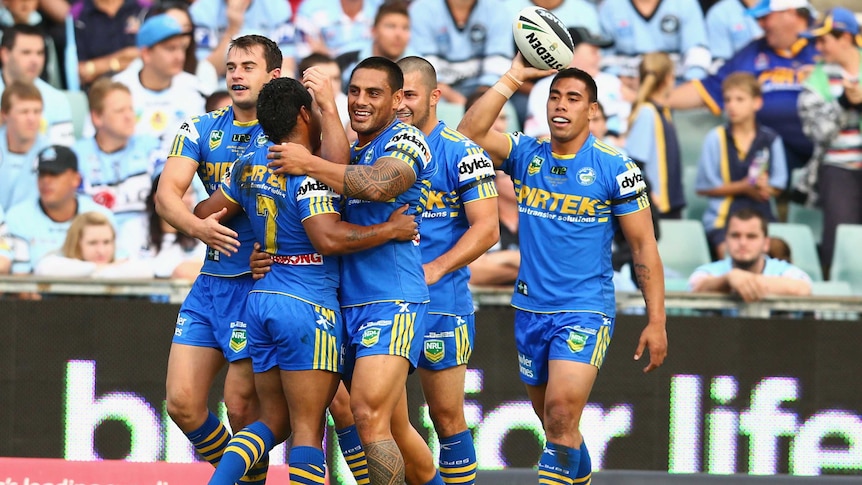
left=458, top=54, right=555, bottom=165
left=302, top=66, right=350, bottom=165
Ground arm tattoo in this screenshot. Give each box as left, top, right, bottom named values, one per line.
left=343, top=158, right=415, bottom=201
left=345, top=226, right=378, bottom=242
left=365, top=439, right=405, bottom=485
left=635, top=263, right=651, bottom=302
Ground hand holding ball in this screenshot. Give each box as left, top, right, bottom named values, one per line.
left=512, top=7, right=574, bottom=71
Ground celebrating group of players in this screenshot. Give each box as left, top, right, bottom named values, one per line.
left=154, top=33, right=668, bottom=485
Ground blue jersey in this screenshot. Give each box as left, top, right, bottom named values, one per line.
left=688, top=256, right=811, bottom=289
left=421, top=122, right=497, bottom=315
left=74, top=135, right=162, bottom=229
left=696, top=124, right=787, bottom=232
left=599, top=0, right=711, bottom=80
left=170, top=105, right=268, bottom=277
left=221, top=146, right=341, bottom=310
left=6, top=194, right=115, bottom=274
left=341, top=120, right=434, bottom=306
left=190, top=0, right=296, bottom=63
left=409, top=0, right=513, bottom=96
left=0, top=127, right=49, bottom=210
left=694, top=38, right=818, bottom=171
left=500, top=133, right=648, bottom=316
left=706, top=0, right=763, bottom=64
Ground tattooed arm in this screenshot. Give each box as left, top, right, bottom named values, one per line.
left=618, top=208, right=667, bottom=373
left=303, top=206, right=418, bottom=255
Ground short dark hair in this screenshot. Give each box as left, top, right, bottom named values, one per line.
left=298, top=53, right=338, bottom=76
left=397, top=56, right=437, bottom=91
left=350, top=56, right=403, bottom=92
left=257, top=77, right=312, bottom=143
left=1, top=24, right=45, bottom=51
left=374, top=0, right=409, bottom=26
left=549, top=68, right=598, bottom=103
left=229, top=34, right=282, bottom=72
left=728, top=208, right=769, bottom=236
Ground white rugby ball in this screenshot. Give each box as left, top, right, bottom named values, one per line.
left=513, top=7, right=574, bottom=71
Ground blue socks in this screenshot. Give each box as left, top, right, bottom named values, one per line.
left=538, top=442, right=580, bottom=485
left=186, top=412, right=230, bottom=467
left=208, top=421, right=275, bottom=485
left=439, top=430, right=477, bottom=485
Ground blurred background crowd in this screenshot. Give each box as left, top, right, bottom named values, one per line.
left=0, top=0, right=858, bottom=297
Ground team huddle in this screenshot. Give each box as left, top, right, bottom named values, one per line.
left=155, top=34, right=667, bottom=485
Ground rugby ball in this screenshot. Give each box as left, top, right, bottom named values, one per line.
left=513, top=7, right=574, bottom=71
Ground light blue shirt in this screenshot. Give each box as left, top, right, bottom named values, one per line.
left=6, top=194, right=116, bottom=274
left=505, top=0, right=600, bottom=34
left=0, top=127, right=50, bottom=209
left=191, top=0, right=296, bottom=62
left=706, top=0, right=763, bottom=65
left=0, top=75, right=73, bottom=146
left=0, top=203, right=11, bottom=264
left=73, top=135, right=162, bottom=229
left=295, top=0, right=382, bottom=58
left=688, top=256, right=812, bottom=291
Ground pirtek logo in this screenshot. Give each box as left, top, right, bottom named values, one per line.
left=459, top=157, right=493, bottom=175
left=525, top=32, right=564, bottom=70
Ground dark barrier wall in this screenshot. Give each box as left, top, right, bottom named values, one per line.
left=1, top=300, right=861, bottom=477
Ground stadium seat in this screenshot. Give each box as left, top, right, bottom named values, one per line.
left=829, top=224, right=862, bottom=295
left=683, top=165, right=707, bottom=223
left=437, top=101, right=465, bottom=129
left=811, top=281, right=853, bottom=297
left=767, top=223, right=823, bottom=282
left=664, top=277, right=691, bottom=292
left=656, top=219, right=712, bottom=278
left=787, top=202, right=823, bottom=244
left=673, top=108, right=723, bottom=168
left=65, top=90, right=89, bottom=140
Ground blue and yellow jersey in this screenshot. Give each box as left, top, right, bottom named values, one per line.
left=500, top=133, right=649, bottom=316
left=169, top=105, right=269, bottom=277
left=221, top=147, right=341, bottom=310
left=693, top=37, right=818, bottom=169
left=422, top=122, right=497, bottom=315
left=341, top=120, right=435, bottom=307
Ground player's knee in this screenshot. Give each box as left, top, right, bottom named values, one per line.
left=351, top=400, right=388, bottom=437
left=543, top=398, right=581, bottom=438
left=428, top=405, right=467, bottom=437
left=166, top=388, right=206, bottom=428
left=224, top=393, right=258, bottom=429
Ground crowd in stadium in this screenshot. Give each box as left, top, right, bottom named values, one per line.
left=0, top=0, right=858, bottom=296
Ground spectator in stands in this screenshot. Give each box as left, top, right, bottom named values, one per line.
left=294, top=0, right=381, bottom=59
left=525, top=27, right=630, bottom=140
left=0, top=82, right=50, bottom=210
left=205, top=89, right=231, bottom=112
left=73, top=78, right=162, bottom=229
left=796, top=7, right=862, bottom=280
left=6, top=145, right=115, bottom=274
left=74, top=0, right=144, bottom=87
left=0, top=24, right=73, bottom=145
left=35, top=0, right=74, bottom=89
left=706, top=0, right=763, bottom=69
left=626, top=52, right=685, bottom=219
left=190, top=0, right=296, bottom=78
left=298, top=53, right=351, bottom=134
left=590, top=101, right=626, bottom=150
left=150, top=1, right=219, bottom=96
left=409, top=0, right=513, bottom=105
left=696, top=72, right=787, bottom=259
left=117, top=174, right=204, bottom=279
left=506, top=0, right=600, bottom=34
left=112, top=14, right=205, bottom=145
left=0, top=0, right=67, bottom=89
left=0, top=204, right=11, bottom=274
left=34, top=210, right=152, bottom=278
left=688, top=208, right=812, bottom=300
left=336, top=0, right=412, bottom=87
left=599, top=0, right=712, bottom=82
left=668, top=0, right=817, bottom=173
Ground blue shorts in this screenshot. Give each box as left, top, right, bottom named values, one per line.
left=172, top=274, right=254, bottom=362
left=417, top=313, right=474, bottom=370
left=342, top=301, right=428, bottom=379
left=514, top=310, right=614, bottom=386
left=246, top=292, right=344, bottom=374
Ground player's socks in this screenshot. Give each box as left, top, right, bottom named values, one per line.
left=422, top=470, right=445, bottom=485
left=187, top=411, right=231, bottom=467
left=439, top=430, right=477, bottom=485
left=208, top=421, right=275, bottom=485
left=336, top=425, right=370, bottom=485
left=240, top=454, right=270, bottom=485
left=572, top=441, right=592, bottom=485
left=538, top=442, right=580, bottom=485
left=288, top=446, right=326, bottom=485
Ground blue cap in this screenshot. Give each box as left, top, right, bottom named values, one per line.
left=747, top=0, right=810, bottom=19
left=802, top=7, right=861, bottom=45
left=137, top=14, right=187, bottom=48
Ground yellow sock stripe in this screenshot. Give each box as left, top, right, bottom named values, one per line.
left=344, top=451, right=367, bottom=463
left=440, top=462, right=478, bottom=474
left=573, top=474, right=591, bottom=484
left=441, top=473, right=476, bottom=483
left=224, top=445, right=253, bottom=470
left=197, top=430, right=230, bottom=455
left=240, top=472, right=268, bottom=483
left=290, top=466, right=326, bottom=484
left=236, top=431, right=266, bottom=456
left=198, top=422, right=228, bottom=445
left=539, top=470, right=573, bottom=484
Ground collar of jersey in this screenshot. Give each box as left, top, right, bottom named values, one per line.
left=774, top=37, right=809, bottom=59
left=233, top=119, right=259, bottom=127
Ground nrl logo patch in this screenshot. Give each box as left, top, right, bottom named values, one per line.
left=361, top=328, right=380, bottom=347
left=528, top=155, right=544, bottom=176
left=229, top=328, right=247, bottom=352
left=424, top=339, right=445, bottom=363
left=567, top=331, right=588, bottom=353
left=209, top=130, right=224, bottom=150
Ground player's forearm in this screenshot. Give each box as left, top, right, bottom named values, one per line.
left=761, top=276, right=812, bottom=296
left=318, top=105, right=350, bottom=165
left=428, top=219, right=499, bottom=282
left=314, top=221, right=398, bottom=255
left=457, top=77, right=510, bottom=141
left=631, top=244, right=667, bottom=324
left=342, top=161, right=415, bottom=202
left=155, top=190, right=205, bottom=240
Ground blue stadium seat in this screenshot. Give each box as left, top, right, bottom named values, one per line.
left=811, top=281, right=853, bottom=297
left=787, top=202, right=823, bottom=244
left=683, top=165, right=707, bottom=223
left=657, top=219, right=712, bottom=278
left=64, top=90, right=89, bottom=140
left=673, top=108, right=723, bottom=168
left=768, top=223, right=823, bottom=282
left=829, top=224, right=862, bottom=295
